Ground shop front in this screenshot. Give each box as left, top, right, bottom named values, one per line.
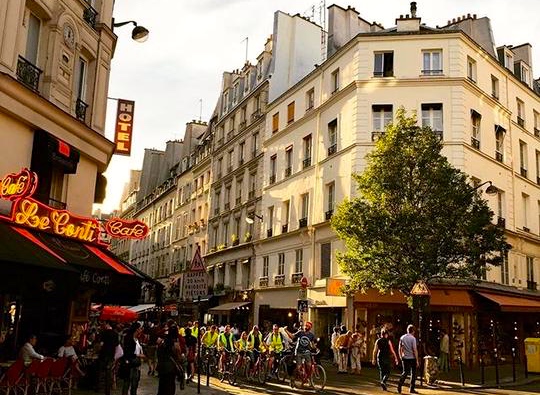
left=254, top=288, right=299, bottom=332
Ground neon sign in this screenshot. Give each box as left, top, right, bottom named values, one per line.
left=0, top=168, right=149, bottom=244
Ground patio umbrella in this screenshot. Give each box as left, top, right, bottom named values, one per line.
left=98, top=305, right=138, bottom=322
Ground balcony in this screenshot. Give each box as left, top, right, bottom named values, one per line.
left=259, top=277, right=269, bottom=288
left=224, top=202, right=230, bottom=211
left=251, top=110, right=262, bottom=122
left=267, top=228, right=273, bottom=237
left=213, top=208, right=220, bottom=216
left=373, top=70, right=394, bottom=77
left=325, top=210, right=334, bottom=221
left=523, top=226, right=530, bottom=233
left=327, top=144, right=337, bottom=156
left=497, top=217, right=506, bottom=228
left=471, top=137, right=480, bottom=150
left=291, top=272, right=303, bottom=284
left=16, top=56, right=42, bottom=92
left=239, top=120, right=247, bottom=130
left=520, top=167, right=528, bottom=178
left=302, top=158, right=311, bottom=169
left=274, top=274, right=285, bottom=286
left=527, top=280, right=538, bottom=291
left=227, top=130, right=235, bottom=140
left=495, top=151, right=503, bottom=163
left=281, top=224, right=288, bottom=233
left=371, top=131, right=384, bottom=142
left=517, top=117, right=525, bottom=127
left=75, top=98, right=89, bottom=123
left=235, top=197, right=241, bottom=206
left=421, top=69, right=443, bottom=76
left=284, top=167, right=292, bottom=177
left=238, top=158, right=244, bottom=166
left=82, top=3, right=98, bottom=29
left=269, top=175, right=276, bottom=185
left=299, top=217, right=307, bottom=228
left=535, top=128, right=540, bottom=138
left=248, top=190, right=255, bottom=199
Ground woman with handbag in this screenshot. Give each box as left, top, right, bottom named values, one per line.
left=119, top=322, right=145, bottom=395
left=157, top=325, right=184, bottom=394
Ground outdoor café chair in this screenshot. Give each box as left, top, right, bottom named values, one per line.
left=0, top=359, right=25, bottom=395
left=48, top=357, right=68, bottom=395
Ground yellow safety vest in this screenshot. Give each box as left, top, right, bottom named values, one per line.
left=202, top=331, right=218, bottom=347
left=268, top=332, right=284, bottom=353
left=248, top=331, right=263, bottom=350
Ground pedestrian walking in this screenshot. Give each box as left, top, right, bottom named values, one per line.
left=156, top=326, right=183, bottom=395
left=372, top=328, right=399, bottom=391
left=349, top=332, right=364, bottom=374
left=97, top=323, right=119, bottom=395
left=331, top=326, right=340, bottom=366
left=438, top=329, right=450, bottom=372
left=335, top=331, right=352, bottom=373
left=119, top=322, right=145, bottom=395
left=397, top=325, right=419, bottom=394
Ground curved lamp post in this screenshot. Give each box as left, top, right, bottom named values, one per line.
left=245, top=213, right=263, bottom=224
left=411, top=280, right=431, bottom=355
left=472, top=180, right=498, bottom=195
left=113, top=20, right=150, bottom=43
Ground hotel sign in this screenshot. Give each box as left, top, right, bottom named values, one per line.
left=0, top=169, right=149, bottom=245
left=114, top=99, right=135, bottom=156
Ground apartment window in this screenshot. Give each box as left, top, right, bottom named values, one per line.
left=249, top=172, right=256, bottom=196
left=222, top=91, right=229, bottom=114
left=521, top=65, right=530, bottom=85
left=326, top=182, right=335, bottom=220
left=321, top=243, right=331, bottom=278
left=262, top=256, right=269, bottom=277
left=244, top=72, right=251, bottom=92
left=252, top=132, right=259, bottom=155
left=495, top=125, right=505, bottom=162
left=285, top=146, right=293, bottom=177
left=300, top=193, right=309, bottom=226
left=270, top=155, right=277, bottom=184
left=272, top=112, right=279, bottom=133
left=238, top=142, right=245, bottom=165
left=278, top=253, right=285, bottom=276
left=519, top=140, right=528, bottom=177
left=294, top=249, right=303, bottom=274
left=504, top=52, right=513, bottom=69
left=282, top=200, right=290, bottom=231
left=467, top=56, right=477, bottom=82
left=526, top=256, right=535, bottom=285
left=491, top=75, right=499, bottom=100
left=328, top=119, right=338, bottom=156
left=236, top=180, right=242, bottom=203
left=471, top=110, right=481, bottom=149
left=331, top=68, right=340, bottom=93
left=372, top=105, right=393, bottom=136
left=267, top=206, right=274, bottom=236
left=26, top=13, right=41, bottom=64
left=523, top=193, right=530, bottom=231
left=287, top=102, right=295, bottom=124
left=227, top=150, right=234, bottom=171
left=232, top=82, right=239, bottom=104
left=374, top=52, right=394, bottom=77
left=254, top=94, right=261, bottom=111
left=517, top=99, right=525, bottom=127
left=306, top=88, right=314, bottom=110
left=76, top=57, right=88, bottom=101
left=224, top=186, right=231, bottom=209
left=536, top=150, right=540, bottom=184
left=534, top=111, right=540, bottom=137
left=422, top=50, right=442, bottom=75
left=222, top=221, right=229, bottom=245
left=421, top=104, right=443, bottom=136
left=303, top=134, right=312, bottom=168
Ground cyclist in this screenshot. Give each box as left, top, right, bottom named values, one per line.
left=218, top=324, right=236, bottom=372
left=286, top=321, right=316, bottom=373
left=247, top=325, right=264, bottom=363
left=265, top=324, right=286, bottom=376
left=234, top=331, right=249, bottom=369
left=201, top=325, right=219, bottom=348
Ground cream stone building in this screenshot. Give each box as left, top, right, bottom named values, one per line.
left=257, top=4, right=540, bottom=365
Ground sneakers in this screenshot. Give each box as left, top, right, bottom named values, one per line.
left=380, top=382, right=387, bottom=391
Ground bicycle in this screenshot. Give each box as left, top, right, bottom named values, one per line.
left=290, top=350, right=326, bottom=390
left=232, top=350, right=250, bottom=384
left=246, top=350, right=267, bottom=384
left=217, top=349, right=236, bottom=385
left=275, top=349, right=294, bottom=383
left=201, top=346, right=218, bottom=377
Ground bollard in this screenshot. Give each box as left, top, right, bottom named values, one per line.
left=458, top=354, right=465, bottom=386
left=512, top=347, right=516, bottom=383
left=494, top=348, right=500, bottom=385
left=206, top=356, right=210, bottom=386
left=197, top=296, right=201, bottom=394
left=480, top=355, right=485, bottom=385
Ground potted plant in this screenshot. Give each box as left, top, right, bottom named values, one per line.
left=244, top=231, right=252, bottom=242
left=231, top=234, right=239, bottom=246
left=217, top=243, right=226, bottom=251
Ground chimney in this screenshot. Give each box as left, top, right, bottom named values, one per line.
left=410, top=2, right=417, bottom=18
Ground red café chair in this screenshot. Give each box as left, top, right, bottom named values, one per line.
left=0, top=359, right=25, bottom=395
left=19, top=359, right=42, bottom=395
left=34, top=358, right=53, bottom=395
left=48, top=357, right=68, bottom=395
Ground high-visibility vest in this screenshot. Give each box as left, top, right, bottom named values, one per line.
left=248, top=331, right=263, bottom=350
left=202, top=331, right=218, bottom=347
left=219, top=333, right=234, bottom=351
left=267, top=332, right=284, bottom=352
left=236, top=338, right=249, bottom=350
left=191, top=327, right=199, bottom=338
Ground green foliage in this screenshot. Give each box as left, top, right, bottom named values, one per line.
left=331, top=108, right=510, bottom=296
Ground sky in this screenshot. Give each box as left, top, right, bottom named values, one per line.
left=96, top=0, right=540, bottom=213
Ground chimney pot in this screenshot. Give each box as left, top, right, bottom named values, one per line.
left=473, top=14, right=477, bottom=19
left=452, top=18, right=456, bottom=23
left=447, top=20, right=451, bottom=24
left=457, top=16, right=461, bottom=21
left=406, top=14, right=409, bottom=18
left=400, top=14, right=403, bottom=18
left=462, top=15, right=466, bottom=20
left=467, top=13, right=471, bottom=18
left=410, top=1, right=417, bottom=18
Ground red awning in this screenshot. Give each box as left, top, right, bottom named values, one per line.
left=98, top=306, right=138, bottom=322
left=477, top=292, right=540, bottom=312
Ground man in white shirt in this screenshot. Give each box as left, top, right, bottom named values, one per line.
left=19, top=334, right=44, bottom=366
left=397, top=325, right=419, bottom=394
left=439, top=329, right=450, bottom=372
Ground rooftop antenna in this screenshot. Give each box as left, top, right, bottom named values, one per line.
left=199, top=99, right=203, bottom=122
left=241, top=37, right=249, bottom=63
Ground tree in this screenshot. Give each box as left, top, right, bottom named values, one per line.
left=331, top=108, right=510, bottom=296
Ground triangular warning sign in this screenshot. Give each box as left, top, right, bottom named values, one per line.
left=189, top=246, right=205, bottom=272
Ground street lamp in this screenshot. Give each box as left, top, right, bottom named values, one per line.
left=472, top=180, right=498, bottom=195
left=113, top=20, right=150, bottom=43
left=245, top=213, right=263, bottom=224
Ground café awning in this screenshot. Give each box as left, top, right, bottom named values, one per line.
left=127, top=304, right=156, bottom=314
left=208, top=302, right=251, bottom=312
left=476, top=291, right=540, bottom=312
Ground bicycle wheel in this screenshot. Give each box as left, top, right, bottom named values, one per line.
left=257, top=362, right=268, bottom=384
left=311, top=364, right=326, bottom=390
left=276, top=359, right=288, bottom=383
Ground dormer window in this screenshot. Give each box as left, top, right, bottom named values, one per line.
left=222, top=91, right=229, bottom=114
left=232, top=83, right=239, bottom=105
left=505, top=52, right=513, bottom=69
left=257, top=61, right=263, bottom=80
left=521, top=64, right=530, bottom=85
left=245, top=71, right=251, bottom=92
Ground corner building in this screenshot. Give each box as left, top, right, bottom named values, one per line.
left=257, top=4, right=540, bottom=366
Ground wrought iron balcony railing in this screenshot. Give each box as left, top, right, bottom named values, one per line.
left=76, top=98, right=89, bottom=122
left=17, top=56, right=42, bottom=92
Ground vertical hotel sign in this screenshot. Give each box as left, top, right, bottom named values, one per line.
left=114, top=99, right=135, bottom=156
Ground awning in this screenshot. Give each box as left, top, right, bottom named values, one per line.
left=430, top=289, right=474, bottom=308
left=127, top=304, right=156, bottom=314
left=208, top=302, right=251, bottom=312
left=476, top=292, right=540, bottom=313
left=353, top=289, right=407, bottom=304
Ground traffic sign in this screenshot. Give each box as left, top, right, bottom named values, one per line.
left=300, top=276, right=308, bottom=289
left=297, top=299, right=308, bottom=313
left=299, top=288, right=307, bottom=299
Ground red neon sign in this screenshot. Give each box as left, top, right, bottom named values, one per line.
left=105, top=218, right=149, bottom=240
left=0, top=168, right=149, bottom=244
left=0, top=168, right=37, bottom=201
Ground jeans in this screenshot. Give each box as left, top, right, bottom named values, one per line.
left=439, top=351, right=449, bottom=372
left=121, top=367, right=141, bottom=395
left=377, top=359, right=391, bottom=384
left=398, top=358, right=417, bottom=391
